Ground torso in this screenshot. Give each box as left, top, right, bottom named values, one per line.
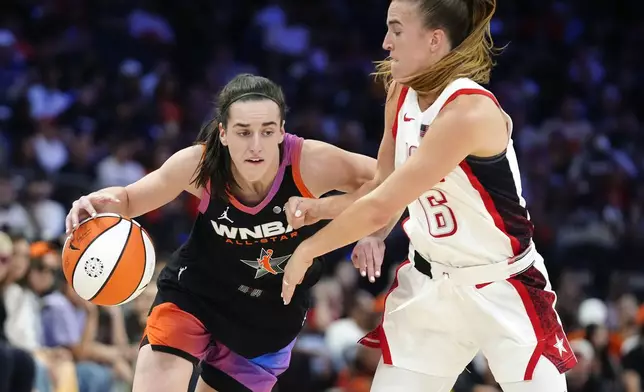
left=393, top=78, right=534, bottom=267
left=157, top=133, right=325, bottom=357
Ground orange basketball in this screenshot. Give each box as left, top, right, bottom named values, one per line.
left=62, top=213, right=156, bottom=306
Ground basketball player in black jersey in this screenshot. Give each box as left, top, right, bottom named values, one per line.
left=64, top=74, right=377, bottom=392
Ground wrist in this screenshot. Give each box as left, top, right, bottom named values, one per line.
left=299, top=238, right=318, bottom=262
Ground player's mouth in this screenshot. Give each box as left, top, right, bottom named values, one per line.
left=245, top=157, right=264, bottom=165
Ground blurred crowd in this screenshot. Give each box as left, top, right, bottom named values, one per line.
left=0, top=0, right=644, bottom=391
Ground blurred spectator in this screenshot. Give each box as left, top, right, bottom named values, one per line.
left=0, top=231, right=36, bottom=392
left=96, top=138, right=145, bottom=188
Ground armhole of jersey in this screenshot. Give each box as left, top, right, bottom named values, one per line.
left=391, top=86, right=409, bottom=140
left=290, top=138, right=317, bottom=199
left=440, top=88, right=500, bottom=110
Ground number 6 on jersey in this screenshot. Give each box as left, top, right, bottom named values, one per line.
left=420, top=189, right=457, bottom=238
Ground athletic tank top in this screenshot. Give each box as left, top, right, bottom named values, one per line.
left=157, top=133, right=325, bottom=358
left=393, top=78, right=534, bottom=268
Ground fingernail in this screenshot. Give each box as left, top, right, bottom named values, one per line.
left=294, top=210, right=302, bottom=217
left=91, top=212, right=97, bottom=217
left=361, top=270, right=366, bottom=277
left=376, top=271, right=381, bottom=277
left=370, top=276, right=375, bottom=283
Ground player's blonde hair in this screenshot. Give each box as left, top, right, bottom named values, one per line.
left=375, top=0, right=500, bottom=96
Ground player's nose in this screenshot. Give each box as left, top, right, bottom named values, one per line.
left=249, top=133, right=262, bottom=152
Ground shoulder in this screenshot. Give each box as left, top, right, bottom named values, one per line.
left=439, top=92, right=505, bottom=131
left=174, top=144, right=204, bottom=163
left=435, top=91, right=507, bottom=156
left=298, top=139, right=376, bottom=195
left=299, top=139, right=349, bottom=172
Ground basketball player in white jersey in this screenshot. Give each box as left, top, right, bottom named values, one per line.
left=280, top=0, right=577, bottom=391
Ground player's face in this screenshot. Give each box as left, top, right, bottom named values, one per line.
left=382, top=0, right=447, bottom=81
left=220, top=100, right=285, bottom=183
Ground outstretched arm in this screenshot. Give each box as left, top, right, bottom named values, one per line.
left=282, top=94, right=509, bottom=303
left=66, top=145, right=203, bottom=231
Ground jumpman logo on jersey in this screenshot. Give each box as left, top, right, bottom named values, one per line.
left=178, top=266, right=187, bottom=280
left=218, top=206, right=233, bottom=223
left=240, top=248, right=291, bottom=279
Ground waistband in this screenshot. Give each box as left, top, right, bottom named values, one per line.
left=412, top=244, right=536, bottom=286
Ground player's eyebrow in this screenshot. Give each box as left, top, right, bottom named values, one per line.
left=232, top=121, right=278, bottom=128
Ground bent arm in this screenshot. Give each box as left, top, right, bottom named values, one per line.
left=299, top=83, right=403, bottom=220
left=92, top=145, right=203, bottom=218
left=298, top=140, right=377, bottom=197
left=297, top=95, right=507, bottom=259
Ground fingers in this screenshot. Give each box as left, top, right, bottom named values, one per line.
left=66, top=193, right=117, bottom=234
left=69, top=200, right=81, bottom=230
left=281, top=275, right=296, bottom=305
left=285, top=197, right=305, bottom=229
left=370, top=241, right=385, bottom=281
left=352, top=239, right=386, bottom=283
left=65, top=211, right=73, bottom=234
left=365, top=250, right=376, bottom=283
left=352, top=246, right=368, bottom=278
left=78, top=196, right=98, bottom=218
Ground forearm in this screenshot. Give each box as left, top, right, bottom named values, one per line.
left=93, top=187, right=131, bottom=216
left=314, top=179, right=379, bottom=220
left=371, top=209, right=404, bottom=240
left=304, top=197, right=388, bottom=258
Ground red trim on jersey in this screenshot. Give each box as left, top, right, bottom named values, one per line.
left=359, top=257, right=411, bottom=364
left=460, top=161, right=522, bottom=255
left=442, top=88, right=500, bottom=109
left=440, top=88, right=521, bottom=255
left=507, top=278, right=546, bottom=380
left=391, top=86, right=409, bottom=140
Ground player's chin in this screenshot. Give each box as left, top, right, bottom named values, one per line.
left=239, top=165, right=267, bottom=181
left=390, top=65, right=410, bottom=83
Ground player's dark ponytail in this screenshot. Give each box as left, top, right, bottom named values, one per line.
left=192, top=74, right=287, bottom=203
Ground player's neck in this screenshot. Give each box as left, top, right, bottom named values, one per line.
left=230, top=161, right=280, bottom=205
left=416, top=91, right=439, bottom=112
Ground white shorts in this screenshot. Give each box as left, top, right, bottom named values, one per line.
left=360, top=254, right=577, bottom=383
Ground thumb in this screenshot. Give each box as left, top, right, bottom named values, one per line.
left=294, top=198, right=314, bottom=217
left=287, top=197, right=302, bottom=216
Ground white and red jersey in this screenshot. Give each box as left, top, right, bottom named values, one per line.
left=393, top=78, right=534, bottom=267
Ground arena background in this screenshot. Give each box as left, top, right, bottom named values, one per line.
left=0, top=0, right=643, bottom=391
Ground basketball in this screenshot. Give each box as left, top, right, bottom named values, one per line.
left=61, top=213, right=156, bottom=306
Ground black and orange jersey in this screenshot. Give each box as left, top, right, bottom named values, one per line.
left=157, top=133, right=325, bottom=358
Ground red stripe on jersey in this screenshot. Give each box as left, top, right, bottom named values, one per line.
left=391, top=86, right=409, bottom=140
left=442, top=88, right=500, bottom=109
left=440, top=88, right=521, bottom=255
left=460, top=161, right=522, bottom=255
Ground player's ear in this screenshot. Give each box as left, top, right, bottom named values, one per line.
left=219, top=122, right=227, bottom=146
